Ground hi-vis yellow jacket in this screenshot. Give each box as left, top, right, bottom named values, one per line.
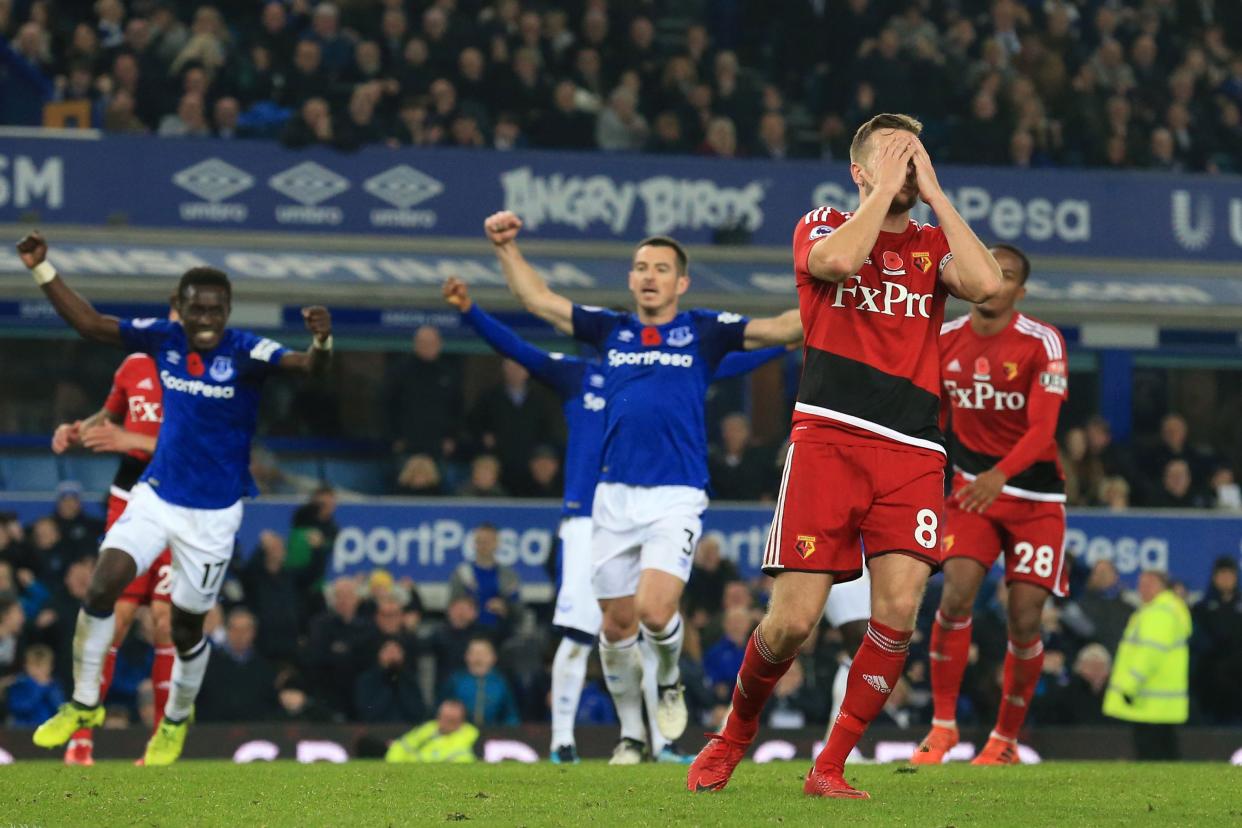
left=1103, top=590, right=1192, bottom=724
left=384, top=721, right=479, bottom=763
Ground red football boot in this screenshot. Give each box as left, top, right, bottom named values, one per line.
left=686, top=734, right=749, bottom=792
left=803, top=768, right=870, bottom=800
left=971, top=733, right=1020, bottom=765
left=910, top=723, right=959, bottom=765
left=64, top=732, right=94, bottom=766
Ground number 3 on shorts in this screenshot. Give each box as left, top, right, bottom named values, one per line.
left=914, top=509, right=938, bottom=549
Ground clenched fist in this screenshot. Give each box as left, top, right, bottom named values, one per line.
left=16, top=232, right=48, bottom=268
left=442, top=277, right=473, bottom=312
left=301, top=306, right=332, bottom=342
left=484, top=211, right=522, bottom=246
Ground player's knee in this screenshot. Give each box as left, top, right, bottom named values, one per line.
left=635, top=601, right=676, bottom=633
left=761, top=613, right=815, bottom=657
left=152, top=611, right=173, bottom=646
left=84, top=571, right=125, bottom=614
left=170, top=617, right=204, bottom=654
left=872, top=593, right=921, bottom=629
left=1007, top=606, right=1042, bottom=642
left=939, top=587, right=974, bottom=620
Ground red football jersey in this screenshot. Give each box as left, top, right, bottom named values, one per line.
left=102, top=353, right=163, bottom=490
left=940, top=312, right=1068, bottom=500
left=790, top=207, right=953, bottom=455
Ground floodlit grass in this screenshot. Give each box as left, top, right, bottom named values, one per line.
left=3, top=760, right=1240, bottom=826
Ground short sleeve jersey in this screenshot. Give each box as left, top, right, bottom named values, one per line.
left=102, top=353, right=163, bottom=491
left=571, top=305, right=748, bottom=489
left=940, top=312, right=1068, bottom=498
left=791, top=207, right=952, bottom=455
left=118, top=318, right=288, bottom=509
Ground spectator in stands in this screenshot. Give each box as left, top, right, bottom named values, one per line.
left=534, top=79, right=595, bottom=150
left=492, top=111, right=526, bottom=150
left=1211, top=467, right=1242, bottom=510
left=49, top=481, right=102, bottom=563
left=396, top=454, right=444, bottom=496
left=441, top=637, right=520, bottom=726
left=516, top=445, right=561, bottom=499
left=1142, top=414, right=1217, bottom=493
left=292, top=484, right=339, bottom=555
left=198, top=607, right=278, bottom=722
left=212, top=96, right=240, bottom=138
left=308, top=2, right=352, bottom=74
left=430, top=595, right=488, bottom=687
left=337, top=84, right=386, bottom=150
left=466, top=358, right=561, bottom=493
left=1035, top=643, right=1113, bottom=726
left=0, top=590, right=26, bottom=684
left=386, top=325, right=463, bottom=462
left=1151, top=459, right=1210, bottom=508
left=385, top=699, right=478, bottom=763
left=1062, top=427, right=1105, bottom=507
left=709, top=413, right=775, bottom=501
left=595, top=86, right=648, bottom=151
left=753, top=111, right=792, bottom=160
left=27, top=517, right=73, bottom=585
left=157, top=92, right=210, bottom=137
left=304, top=577, right=376, bottom=717
left=282, top=40, right=330, bottom=108
left=36, top=556, right=92, bottom=688
left=1074, top=560, right=1134, bottom=654
left=450, top=523, right=520, bottom=632
left=354, top=637, right=426, bottom=723
left=457, top=454, right=506, bottom=498
left=1192, top=557, right=1242, bottom=724
left=1099, top=476, right=1131, bottom=511
left=703, top=607, right=753, bottom=703
left=684, top=537, right=739, bottom=620
left=239, top=530, right=321, bottom=663
left=697, top=115, right=738, bottom=158
left=646, top=110, right=690, bottom=154
left=0, top=514, right=35, bottom=584
left=5, top=644, right=62, bottom=727
left=281, top=96, right=336, bottom=148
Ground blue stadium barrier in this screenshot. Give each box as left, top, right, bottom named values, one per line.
left=59, top=455, right=120, bottom=494
left=0, top=454, right=63, bottom=492
left=320, top=458, right=393, bottom=496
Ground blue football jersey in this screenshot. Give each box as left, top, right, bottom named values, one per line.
left=118, top=318, right=288, bottom=509
left=572, top=305, right=749, bottom=489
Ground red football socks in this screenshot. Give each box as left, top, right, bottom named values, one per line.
left=98, top=646, right=119, bottom=703
left=720, top=627, right=795, bottom=744
left=152, top=645, right=176, bottom=729
left=995, top=637, right=1044, bottom=739
left=929, top=610, right=972, bottom=724
left=814, top=619, right=911, bottom=775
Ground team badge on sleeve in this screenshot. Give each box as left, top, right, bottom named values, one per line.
left=810, top=224, right=833, bottom=239
left=1039, top=359, right=1068, bottom=394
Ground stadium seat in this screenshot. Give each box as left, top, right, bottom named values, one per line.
left=320, top=459, right=391, bottom=495
left=60, top=455, right=122, bottom=495
left=0, top=454, right=64, bottom=493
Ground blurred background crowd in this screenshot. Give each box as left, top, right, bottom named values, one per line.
left=2, top=483, right=1240, bottom=732
left=1, top=0, right=1239, bottom=170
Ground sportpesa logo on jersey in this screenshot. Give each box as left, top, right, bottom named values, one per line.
left=160, top=370, right=236, bottom=399
left=607, top=350, right=695, bottom=368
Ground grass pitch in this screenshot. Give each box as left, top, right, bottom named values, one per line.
left=3, top=761, right=1240, bottom=827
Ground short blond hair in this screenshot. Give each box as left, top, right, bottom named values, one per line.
left=849, top=113, right=924, bottom=163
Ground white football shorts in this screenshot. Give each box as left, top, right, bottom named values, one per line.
left=552, top=516, right=603, bottom=637
left=590, top=482, right=708, bottom=600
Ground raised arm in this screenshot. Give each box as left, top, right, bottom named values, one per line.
left=743, top=308, right=803, bottom=350
left=806, top=139, right=916, bottom=282
left=911, top=141, right=1001, bottom=303
left=714, top=344, right=789, bottom=381
left=484, top=211, right=574, bottom=335
left=443, top=277, right=576, bottom=396
left=277, top=306, right=333, bottom=375
left=16, top=232, right=122, bottom=346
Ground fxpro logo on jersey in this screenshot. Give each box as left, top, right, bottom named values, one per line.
left=943, top=378, right=1025, bottom=411
left=831, top=274, right=931, bottom=318
left=500, top=166, right=766, bottom=237
left=607, top=349, right=695, bottom=368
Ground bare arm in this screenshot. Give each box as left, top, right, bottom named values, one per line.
left=51, top=406, right=122, bottom=454
left=911, top=142, right=1001, bottom=303
left=484, top=211, right=574, bottom=335
left=806, top=139, right=915, bottom=282
left=81, top=418, right=158, bottom=455
left=16, top=232, right=122, bottom=346
left=277, top=306, right=334, bottom=375
left=743, top=309, right=803, bottom=349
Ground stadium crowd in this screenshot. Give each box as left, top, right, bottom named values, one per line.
left=2, top=480, right=1240, bottom=732
left=1, top=0, right=1240, bottom=172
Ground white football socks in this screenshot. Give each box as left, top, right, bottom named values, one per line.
left=550, top=637, right=590, bottom=749
left=165, top=638, right=210, bottom=722
left=638, top=612, right=684, bottom=687
left=71, top=608, right=116, bottom=707
left=639, top=636, right=668, bottom=754
left=599, top=633, right=645, bottom=744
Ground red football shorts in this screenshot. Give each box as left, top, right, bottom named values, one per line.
left=761, top=439, right=945, bottom=582
left=107, top=492, right=173, bottom=605
left=942, top=472, right=1069, bottom=597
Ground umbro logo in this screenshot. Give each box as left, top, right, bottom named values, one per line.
left=863, top=674, right=892, bottom=694
left=269, top=161, right=349, bottom=206
left=363, top=164, right=443, bottom=209
left=172, top=158, right=253, bottom=202
left=617, top=330, right=635, bottom=343
left=136, top=378, right=154, bottom=390
left=165, top=351, right=181, bottom=365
